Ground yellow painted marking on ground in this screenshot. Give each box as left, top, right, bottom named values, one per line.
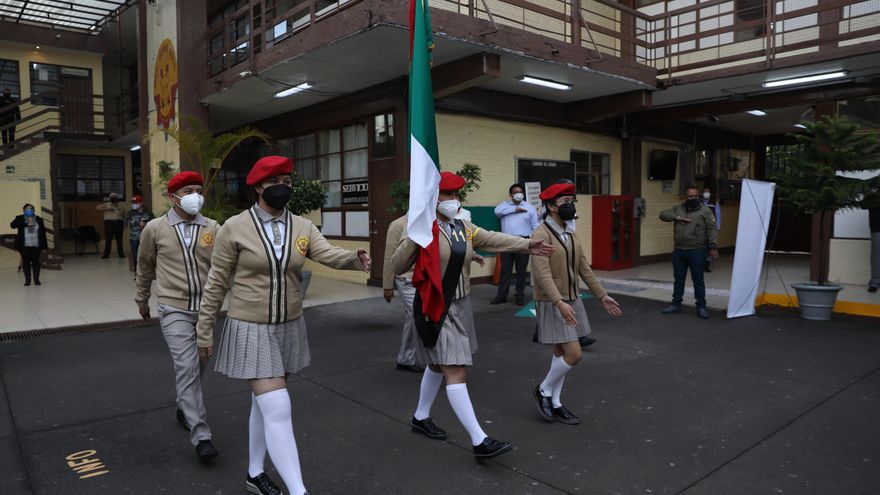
left=66, top=450, right=110, bottom=479
left=755, top=293, right=880, bottom=317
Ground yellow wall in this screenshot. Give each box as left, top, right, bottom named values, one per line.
left=145, top=0, right=181, bottom=211
left=0, top=142, right=53, bottom=247
left=0, top=180, right=41, bottom=235
left=0, top=40, right=105, bottom=138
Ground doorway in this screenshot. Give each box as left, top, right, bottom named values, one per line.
left=60, top=74, right=94, bottom=134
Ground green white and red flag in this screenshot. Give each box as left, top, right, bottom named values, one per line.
left=407, top=0, right=444, bottom=323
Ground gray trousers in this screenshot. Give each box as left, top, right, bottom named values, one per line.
left=394, top=277, right=418, bottom=366
left=158, top=303, right=211, bottom=445
left=871, top=232, right=880, bottom=288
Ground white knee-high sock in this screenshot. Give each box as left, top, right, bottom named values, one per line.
left=248, top=394, right=267, bottom=478
left=446, top=383, right=487, bottom=446
left=256, top=389, right=307, bottom=495
left=551, top=373, right=566, bottom=408
left=540, top=355, right=573, bottom=403
left=414, top=367, right=443, bottom=420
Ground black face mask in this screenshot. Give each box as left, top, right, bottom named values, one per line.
left=685, top=198, right=701, bottom=210
left=557, top=203, right=577, bottom=221
left=261, top=184, right=293, bottom=210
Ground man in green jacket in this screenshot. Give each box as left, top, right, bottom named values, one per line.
left=659, top=186, right=720, bottom=319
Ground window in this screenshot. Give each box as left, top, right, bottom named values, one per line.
left=207, top=1, right=250, bottom=75
left=0, top=59, right=20, bottom=99
left=765, top=144, right=804, bottom=178
left=571, top=150, right=610, bottom=195
left=289, top=121, right=369, bottom=238
left=59, top=155, right=125, bottom=201
left=373, top=113, right=395, bottom=158
left=30, top=63, right=59, bottom=105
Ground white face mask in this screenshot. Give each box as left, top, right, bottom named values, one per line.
left=174, top=193, right=204, bottom=215
left=131, top=203, right=140, bottom=210
left=437, top=199, right=460, bottom=220
left=512, top=192, right=525, bottom=203
left=703, top=192, right=711, bottom=200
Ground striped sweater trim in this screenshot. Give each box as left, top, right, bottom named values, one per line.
left=172, top=223, right=202, bottom=311
left=247, top=207, right=295, bottom=324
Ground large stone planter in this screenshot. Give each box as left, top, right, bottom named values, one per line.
left=791, top=282, right=843, bottom=320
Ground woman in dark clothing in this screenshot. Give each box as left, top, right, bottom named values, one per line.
left=10, top=203, right=48, bottom=286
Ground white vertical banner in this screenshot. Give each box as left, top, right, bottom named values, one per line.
left=727, top=179, right=776, bottom=319
left=525, top=181, right=543, bottom=216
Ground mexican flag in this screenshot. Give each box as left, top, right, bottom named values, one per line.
left=408, top=0, right=444, bottom=323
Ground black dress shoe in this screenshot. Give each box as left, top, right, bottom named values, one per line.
left=246, top=472, right=284, bottom=495
left=24, top=281, right=31, bottom=286
left=578, top=336, right=596, bottom=348
left=551, top=405, right=580, bottom=425
left=396, top=363, right=424, bottom=373
left=195, top=439, right=218, bottom=462
left=532, top=386, right=555, bottom=422
left=869, top=286, right=878, bottom=293
left=101, top=254, right=109, bottom=259
left=473, top=437, right=512, bottom=459
left=697, top=307, right=709, bottom=319
left=490, top=295, right=507, bottom=304
left=176, top=408, right=191, bottom=431
left=34, top=280, right=41, bottom=286
left=411, top=416, right=448, bottom=440
left=661, top=304, right=682, bottom=314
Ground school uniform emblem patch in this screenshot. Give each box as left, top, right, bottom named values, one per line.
left=466, top=227, right=478, bottom=240
left=200, top=232, right=214, bottom=247
left=295, top=237, right=309, bottom=255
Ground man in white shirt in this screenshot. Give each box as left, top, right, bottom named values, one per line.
left=492, top=183, right=540, bottom=305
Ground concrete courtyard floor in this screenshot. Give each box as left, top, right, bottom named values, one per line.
left=1, top=284, right=879, bottom=495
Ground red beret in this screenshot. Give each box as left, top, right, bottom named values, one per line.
left=167, top=171, right=204, bottom=193
left=439, top=171, right=466, bottom=191
left=538, top=183, right=576, bottom=201
left=246, top=156, right=293, bottom=186
left=131, top=195, right=144, bottom=203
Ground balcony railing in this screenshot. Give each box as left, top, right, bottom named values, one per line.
left=204, top=0, right=880, bottom=83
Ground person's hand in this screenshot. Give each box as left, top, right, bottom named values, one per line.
left=198, top=346, right=213, bottom=365
left=138, top=306, right=150, bottom=319
left=357, top=250, right=372, bottom=272
left=529, top=239, right=555, bottom=256
left=555, top=301, right=577, bottom=326
left=709, top=249, right=720, bottom=261
left=601, top=295, right=623, bottom=316
left=384, top=289, right=394, bottom=303
left=676, top=216, right=691, bottom=223
left=139, top=220, right=146, bottom=228
left=473, top=253, right=485, bottom=267
left=515, top=207, right=527, bottom=213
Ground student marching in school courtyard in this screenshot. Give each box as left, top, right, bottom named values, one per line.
left=196, top=156, right=371, bottom=495
left=391, top=171, right=555, bottom=460
left=530, top=182, right=623, bottom=425
left=383, top=214, right=423, bottom=373
left=135, top=171, right=220, bottom=461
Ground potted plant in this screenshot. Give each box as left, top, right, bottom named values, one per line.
left=388, top=163, right=482, bottom=213
left=145, top=116, right=269, bottom=224
left=772, top=116, right=880, bottom=320
left=287, top=171, right=328, bottom=297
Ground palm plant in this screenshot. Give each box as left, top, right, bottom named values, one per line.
left=772, top=116, right=880, bottom=284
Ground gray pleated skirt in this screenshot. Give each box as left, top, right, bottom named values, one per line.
left=535, top=299, right=591, bottom=344
left=214, top=316, right=311, bottom=379
left=413, top=296, right=478, bottom=367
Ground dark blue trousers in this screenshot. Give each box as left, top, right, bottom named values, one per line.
left=672, top=248, right=708, bottom=309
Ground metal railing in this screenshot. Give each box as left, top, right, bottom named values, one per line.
left=203, top=0, right=880, bottom=82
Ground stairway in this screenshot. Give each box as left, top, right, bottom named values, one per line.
left=0, top=134, right=48, bottom=161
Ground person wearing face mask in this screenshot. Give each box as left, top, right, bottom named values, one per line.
left=492, top=183, right=540, bottom=306
left=125, top=195, right=154, bottom=273
left=530, top=183, right=622, bottom=425
left=1, top=88, right=21, bottom=148
left=10, top=203, right=48, bottom=286
left=97, top=192, right=126, bottom=259
left=135, top=171, right=221, bottom=462
left=196, top=156, right=371, bottom=495
left=659, top=186, right=720, bottom=319
left=392, top=171, right=555, bottom=460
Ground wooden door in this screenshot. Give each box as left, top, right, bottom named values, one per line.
left=367, top=110, right=406, bottom=285
left=60, top=75, right=94, bottom=134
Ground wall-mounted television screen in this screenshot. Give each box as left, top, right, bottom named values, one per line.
left=648, top=149, right=678, bottom=180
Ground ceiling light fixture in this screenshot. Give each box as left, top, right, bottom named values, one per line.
left=793, top=123, right=807, bottom=129
left=746, top=110, right=767, bottom=116
left=274, top=82, right=313, bottom=98
left=130, top=145, right=141, bottom=151
left=516, top=75, right=572, bottom=91
left=35, top=45, right=40, bottom=49
left=763, top=71, right=848, bottom=88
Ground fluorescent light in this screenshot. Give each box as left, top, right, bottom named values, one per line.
left=130, top=145, right=141, bottom=151
left=746, top=110, right=766, bottom=116
left=274, top=82, right=313, bottom=98
left=517, top=75, right=572, bottom=91
left=793, top=123, right=807, bottom=129
left=763, top=71, right=848, bottom=88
